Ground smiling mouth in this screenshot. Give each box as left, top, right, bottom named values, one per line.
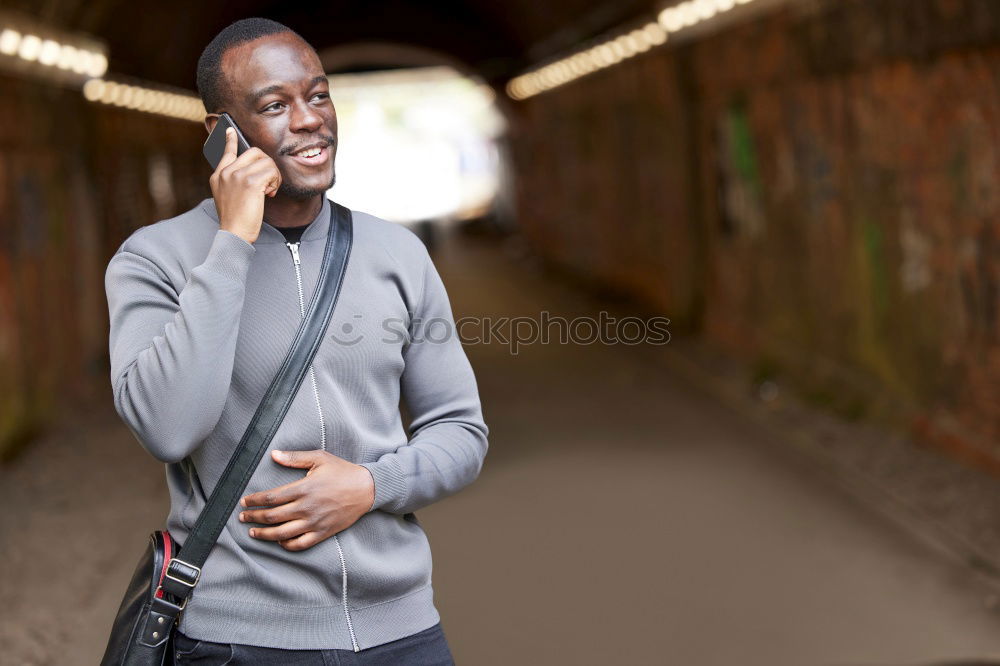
left=288, top=144, right=330, bottom=166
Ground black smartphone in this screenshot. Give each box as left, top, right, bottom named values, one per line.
left=203, top=112, right=251, bottom=170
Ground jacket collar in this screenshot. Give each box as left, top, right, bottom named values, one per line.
left=200, top=196, right=331, bottom=245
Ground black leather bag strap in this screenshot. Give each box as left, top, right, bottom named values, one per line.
left=160, top=201, right=353, bottom=601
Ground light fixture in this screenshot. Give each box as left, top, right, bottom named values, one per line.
left=18, top=34, right=41, bottom=61
left=82, top=77, right=206, bottom=123
left=508, top=0, right=763, bottom=100
left=0, top=28, right=19, bottom=56
left=0, top=11, right=108, bottom=84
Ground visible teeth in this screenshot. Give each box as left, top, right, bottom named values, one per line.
left=297, top=147, right=321, bottom=158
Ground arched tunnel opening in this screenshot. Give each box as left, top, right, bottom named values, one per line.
left=317, top=54, right=512, bottom=242
left=1, top=1, right=1000, bottom=664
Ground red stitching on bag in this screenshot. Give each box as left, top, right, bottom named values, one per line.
left=155, top=532, right=172, bottom=599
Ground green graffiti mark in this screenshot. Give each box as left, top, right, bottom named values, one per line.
left=853, top=215, right=912, bottom=400
left=728, top=105, right=760, bottom=187
left=862, top=218, right=888, bottom=317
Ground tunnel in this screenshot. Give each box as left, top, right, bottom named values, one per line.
left=1, top=0, right=999, bottom=664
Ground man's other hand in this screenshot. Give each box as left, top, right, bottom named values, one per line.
left=238, top=449, right=376, bottom=551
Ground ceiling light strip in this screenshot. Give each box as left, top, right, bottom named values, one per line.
left=507, top=0, right=757, bottom=100
left=0, top=11, right=108, bottom=81
left=82, top=78, right=206, bottom=123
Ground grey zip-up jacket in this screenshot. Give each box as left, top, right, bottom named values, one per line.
left=104, top=196, right=489, bottom=651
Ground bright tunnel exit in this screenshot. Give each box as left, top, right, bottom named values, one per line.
left=325, top=66, right=506, bottom=225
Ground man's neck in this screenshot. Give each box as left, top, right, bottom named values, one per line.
left=263, top=194, right=323, bottom=229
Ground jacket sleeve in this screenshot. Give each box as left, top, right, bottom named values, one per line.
left=361, top=245, right=489, bottom=515
left=105, top=229, right=256, bottom=463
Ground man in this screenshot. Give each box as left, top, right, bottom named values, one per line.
left=104, top=17, right=489, bottom=664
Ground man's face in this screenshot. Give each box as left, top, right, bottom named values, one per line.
left=214, top=32, right=337, bottom=200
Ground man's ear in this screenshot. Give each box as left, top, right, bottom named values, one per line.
left=204, top=113, right=220, bottom=136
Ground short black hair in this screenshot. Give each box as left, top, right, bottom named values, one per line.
left=196, top=17, right=311, bottom=113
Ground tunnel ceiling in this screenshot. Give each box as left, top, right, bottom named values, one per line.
left=10, top=0, right=657, bottom=87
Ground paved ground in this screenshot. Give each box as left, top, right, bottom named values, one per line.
left=3, top=225, right=1000, bottom=665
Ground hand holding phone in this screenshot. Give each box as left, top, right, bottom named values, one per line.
left=206, top=115, right=282, bottom=245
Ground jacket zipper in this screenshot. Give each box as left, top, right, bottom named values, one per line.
left=287, top=242, right=327, bottom=453
left=286, top=240, right=361, bottom=653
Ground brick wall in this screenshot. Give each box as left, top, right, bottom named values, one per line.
left=511, top=0, right=999, bottom=465
left=0, top=73, right=207, bottom=459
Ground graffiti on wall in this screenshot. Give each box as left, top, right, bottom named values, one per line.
left=514, top=0, right=1000, bottom=458
left=715, top=101, right=765, bottom=240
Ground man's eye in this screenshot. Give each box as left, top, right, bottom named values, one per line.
left=313, top=93, right=329, bottom=101
left=264, top=102, right=285, bottom=112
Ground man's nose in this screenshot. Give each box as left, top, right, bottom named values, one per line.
left=289, top=100, right=323, bottom=133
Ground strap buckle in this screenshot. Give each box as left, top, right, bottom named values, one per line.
left=165, top=558, right=202, bottom=589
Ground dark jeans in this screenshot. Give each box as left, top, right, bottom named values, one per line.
left=172, top=623, right=456, bottom=665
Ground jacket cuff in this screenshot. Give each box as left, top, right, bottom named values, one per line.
left=200, top=229, right=255, bottom=283
left=360, top=457, right=407, bottom=513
